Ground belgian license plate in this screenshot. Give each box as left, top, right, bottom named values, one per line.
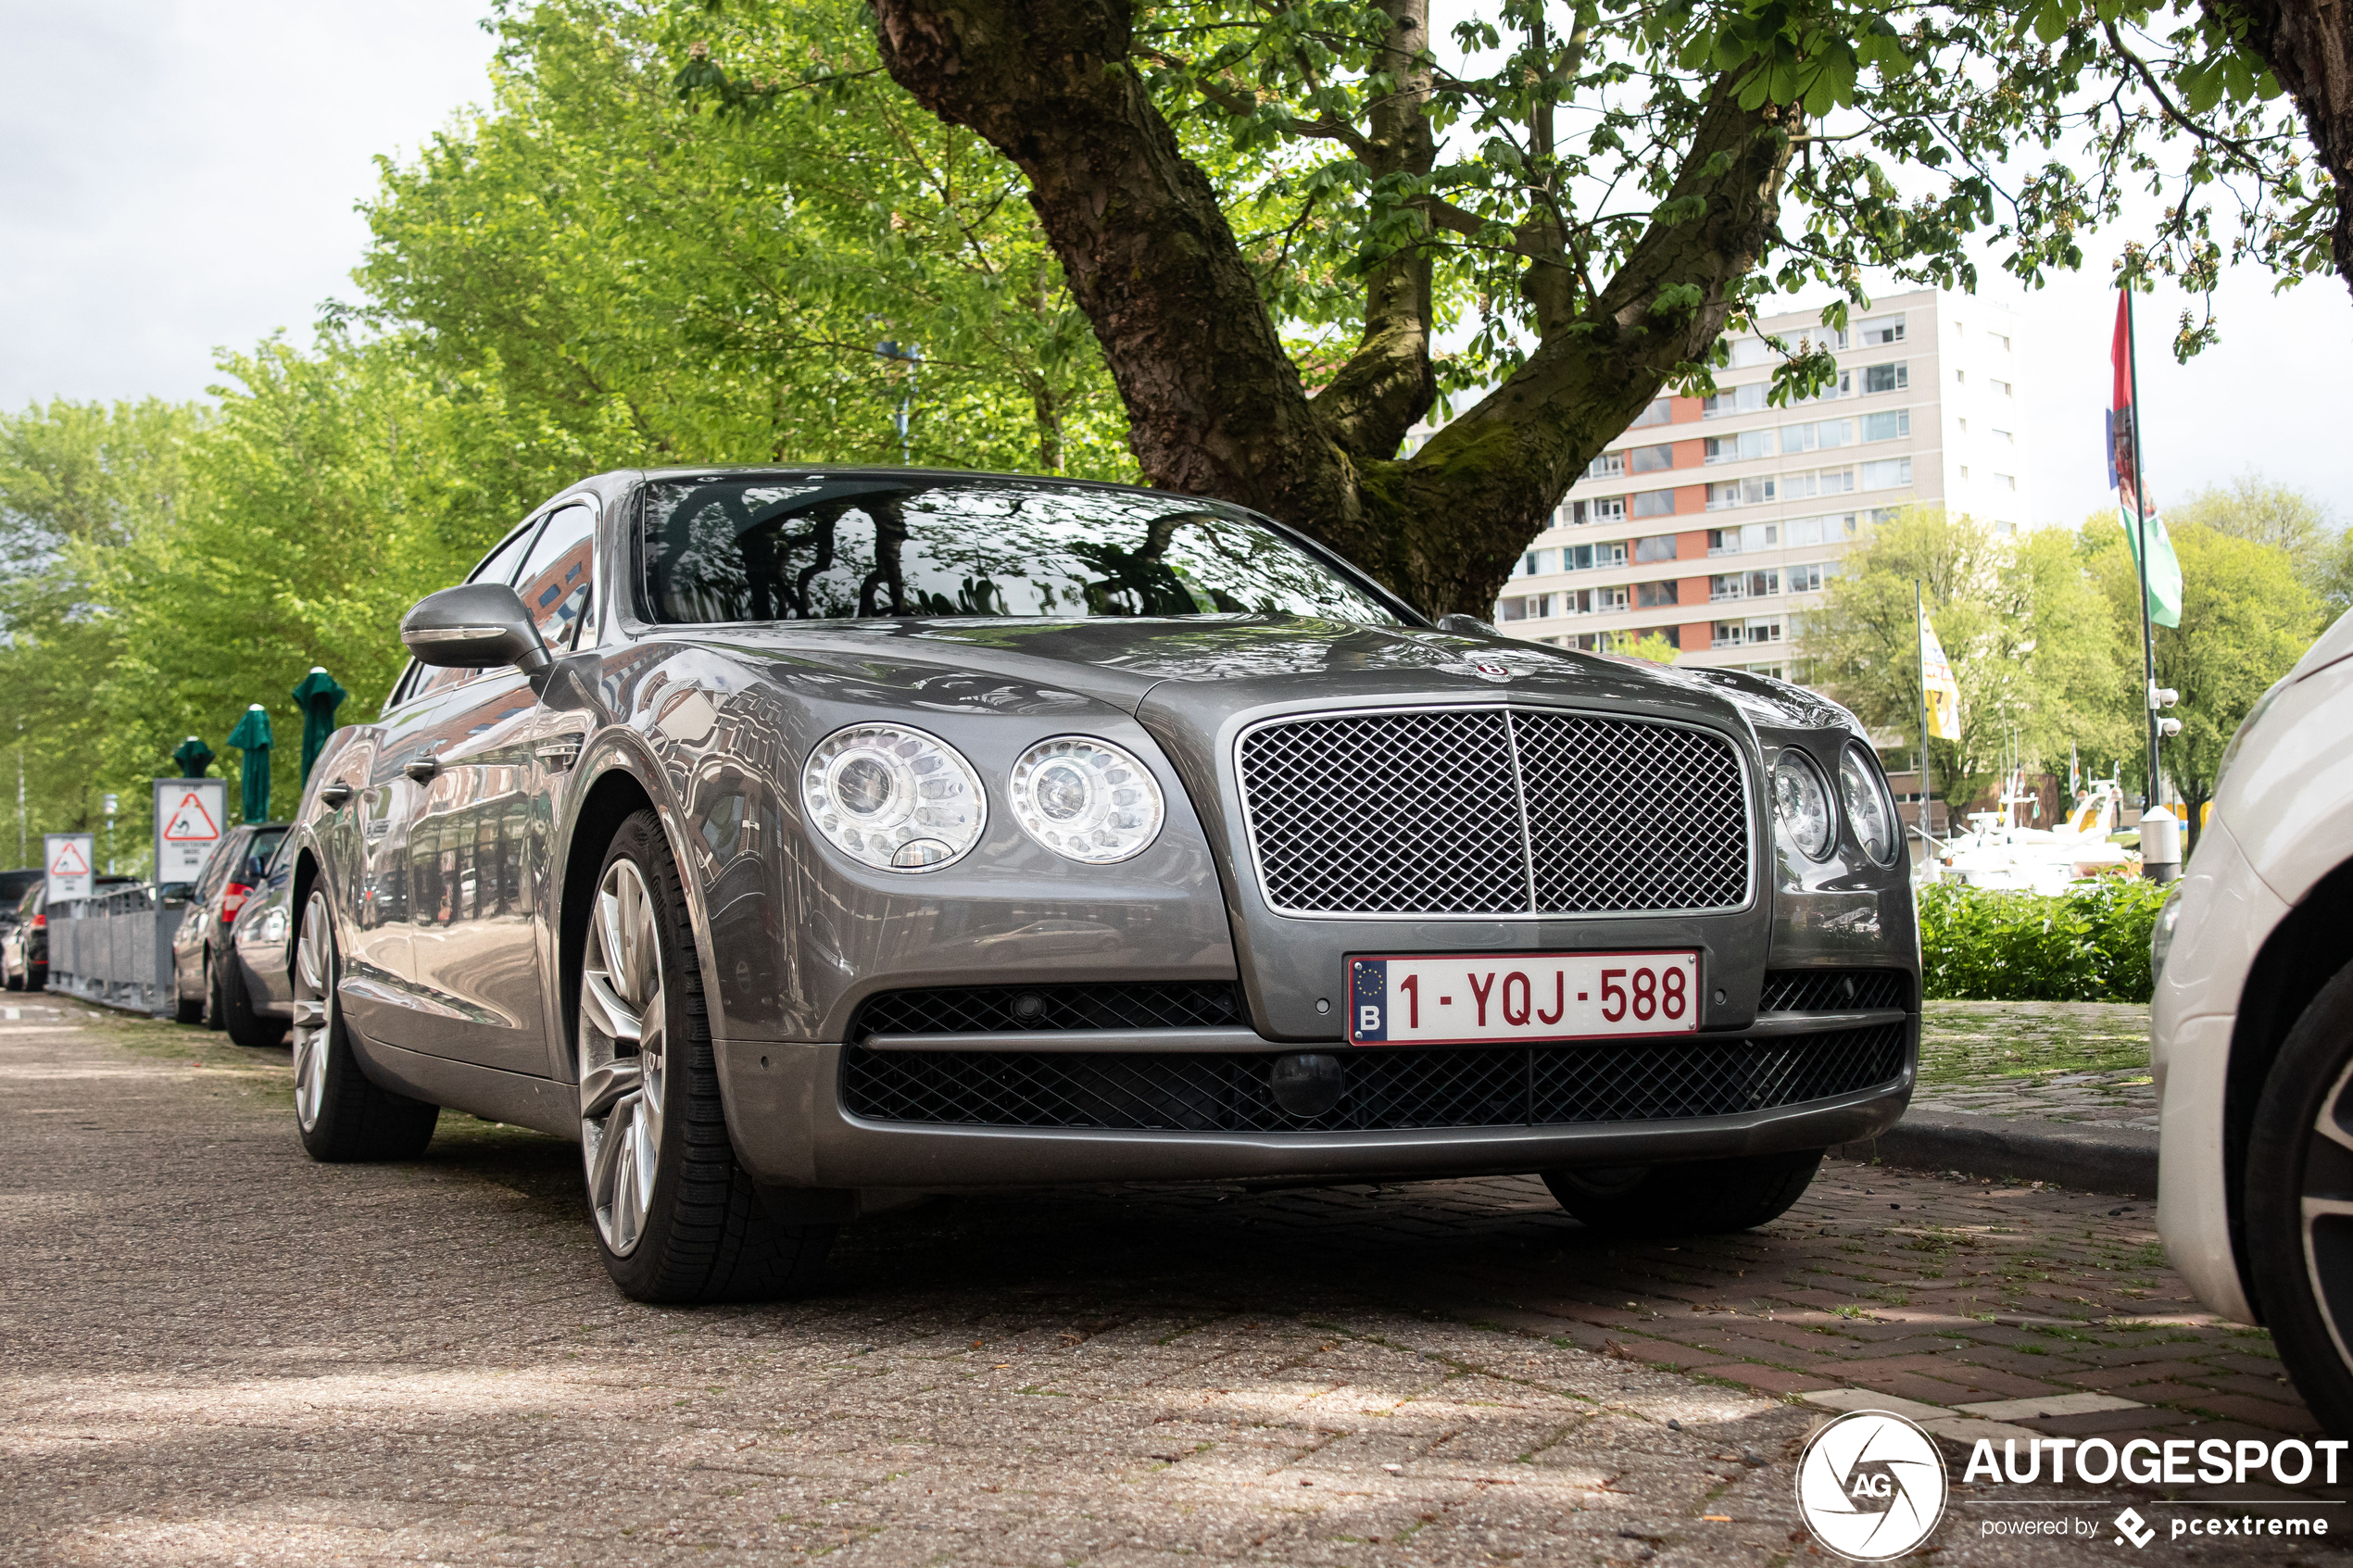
left=1347, top=950, right=1702, bottom=1046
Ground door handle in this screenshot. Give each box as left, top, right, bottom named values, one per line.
left=318, top=782, right=353, bottom=808
left=402, top=759, right=440, bottom=784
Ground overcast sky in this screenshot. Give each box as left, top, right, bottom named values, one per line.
left=4, top=1, right=2347, bottom=532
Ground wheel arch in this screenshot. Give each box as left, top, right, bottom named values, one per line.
left=558, top=767, right=662, bottom=1079
left=2225, top=854, right=2353, bottom=1317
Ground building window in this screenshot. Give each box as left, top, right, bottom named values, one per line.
left=1629, top=397, right=1673, bottom=428
left=1635, top=580, right=1680, bottom=608
left=1781, top=513, right=1857, bottom=546
left=1862, top=362, right=1909, bottom=395
left=1724, top=337, right=1773, bottom=369
left=1958, top=464, right=1970, bottom=481
left=1992, top=427, right=2013, bottom=444
left=1632, top=534, right=1679, bottom=564
left=1781, top=468, right=1855, bottom=501
left=1779, top=419, right=1855, bottom=454
left=1628, top=489, right=1676, bottom=518
left=1746, top=616, right=1783, bottom=644
left=1710, top=569, right=1780, bottom=602
left=1704, top=430, right=1773, bottom=464
left=1785, top=561, right=1834, bottom=593
left=1990, top=378, right=2013, bottom=397
left=1701, top=383, right=1769, bottom=419
left=1584, top=451, right=1627, bottom=480
left=1993, top=332, right=2011, bottom=351
left=1792, top=370, right=1853, bottom=404
left=1516, top=548, right=1557, bottom=577
left=1861, top=409, right=1910, bottom=442
left=1860, top=458, right=1913, bottom=490
left=1568, top=496, right=1627, bottom=525
left=1628, top=444, right=1676, bottom=473
left=1994, top=472, right=2017, bottom=490
left=1854, top=313, right=1906, bottom=345
left=1564, top=541, right=1629, bottom=571
left=1954, top=369, right=1967, bottom=384
left=1706, top=476, right=1775, bottom=510
left=1958, top=417, right=1969, bottom=433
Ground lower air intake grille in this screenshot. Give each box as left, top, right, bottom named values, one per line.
left=1758, top=968, right=1912, bottom=1013
left=840, top=1023, right=1906, bottom=1133
left=852, top=982, right=1247, bottom=1035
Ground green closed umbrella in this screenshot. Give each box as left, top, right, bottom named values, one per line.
left=291, top=667, right=349, bottom=783
left=172, top=735, right=214, bottom=779
left=227, top=704, right=273, bottom=823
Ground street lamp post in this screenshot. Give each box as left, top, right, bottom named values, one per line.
left=103, top=792, right=118, bottom=876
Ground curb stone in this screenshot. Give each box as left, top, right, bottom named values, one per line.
left=1830, top=1107, right=2158, bottom=1197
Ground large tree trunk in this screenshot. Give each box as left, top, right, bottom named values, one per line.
left=870, top=0, right=1797, bottom=616
left=2209, top=0, right=2353, bottom=295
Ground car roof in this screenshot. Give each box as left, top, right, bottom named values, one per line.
left=623, top=465, right=1185, bottom=502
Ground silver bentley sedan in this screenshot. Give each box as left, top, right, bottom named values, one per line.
left=241, top=468, right=1919, bottom=1302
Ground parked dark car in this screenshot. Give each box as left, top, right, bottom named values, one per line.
left=5, top=875, right=140, bottom=991
left=170, top=823, right=288, bottom=1028
left=251, top=467, right=1920, bottom=1305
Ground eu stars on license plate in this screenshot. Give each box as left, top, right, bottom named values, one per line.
left=1347, top=951, right=1701, bottom=1046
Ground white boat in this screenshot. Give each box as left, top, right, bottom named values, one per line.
left=1924, top=771, right=2135, bottom=894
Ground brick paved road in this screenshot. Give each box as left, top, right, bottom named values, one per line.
left=1, top=1003, right=2341, bottom=1565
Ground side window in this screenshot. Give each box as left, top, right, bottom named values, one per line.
left=406, top=519, right=549, bottom=704
left=510, top=503, right=596, bottom=653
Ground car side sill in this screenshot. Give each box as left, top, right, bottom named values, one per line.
left=350, top=1031, right=579, bottom=1142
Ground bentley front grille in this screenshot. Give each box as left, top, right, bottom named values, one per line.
left=1237, top=707, right=1752, bottom=917
left=840, top=1022, right=1906, bottom=1133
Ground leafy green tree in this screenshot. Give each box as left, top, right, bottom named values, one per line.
left=2085, top=514, right=2321, bottom=844
left=0, top=398, right=208, bottom=869
left=665, top=0, right=2325, bottom=609
left=1798, top=508, right=2130, bottom=814
left=2170, top=471, right=2353, bottom=618
left=358, top=0, right=1132, bottom=482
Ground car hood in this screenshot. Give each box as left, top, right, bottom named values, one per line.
left=671, top=615, right=1855, bottom=734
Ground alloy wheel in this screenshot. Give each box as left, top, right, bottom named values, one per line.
left=290, top=893, right=334, bottom=1130
left=579, top=858, right=666, bottom=1258
left=2301, top=1048, right=2353, bottom=1381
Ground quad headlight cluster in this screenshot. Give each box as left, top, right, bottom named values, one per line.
left=801, top=725, right=1166, bottom=872
left=1771, top=741, right=1901, bottom=867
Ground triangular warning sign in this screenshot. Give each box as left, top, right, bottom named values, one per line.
left=50, top=841, right=90, bottom=875
left=161, top=791, right=220, bottom=843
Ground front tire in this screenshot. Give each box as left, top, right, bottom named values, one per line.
left=1543, top=1148, right=1825, bottom=1236
left=201, top=950, right=226, bottom=1032
left=2246, top=962, right=2353, bottom=1436
left=292, top=887, right=438, bottom=1162
left=578, top=809, right=832, bottom=1303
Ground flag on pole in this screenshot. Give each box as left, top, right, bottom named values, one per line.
left=2108, top=293, right=2183, bottom=629
left=1920, top=613, right=1962, bottom=740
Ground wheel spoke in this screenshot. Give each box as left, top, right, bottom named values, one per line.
left=579, top=1054, right=641, bottom=1121
left=2314, top=1057, right=2353, bottom=1155
left=292, top=997, right=326, bottom=1028
left=2303, top=1197, right=2353, bottom=1223
left=585, top=1093, right=636, bottom=1210
left=581, top=971, right=641, bottom=1045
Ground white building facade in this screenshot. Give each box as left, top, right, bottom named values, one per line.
left=1489, top=288, right=2030, bottom=681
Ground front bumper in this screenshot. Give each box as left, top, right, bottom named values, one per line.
left=715, top=1013, right=1916, bottom=1192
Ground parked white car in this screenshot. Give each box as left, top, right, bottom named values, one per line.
left=2154, top=607, right=2353, bottom=1435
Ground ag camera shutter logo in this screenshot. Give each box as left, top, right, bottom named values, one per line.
left=1796, top=1410, right=1949, bottom=1560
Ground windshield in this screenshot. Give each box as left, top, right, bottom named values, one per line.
left=638, top=475, right=1401, bottom=626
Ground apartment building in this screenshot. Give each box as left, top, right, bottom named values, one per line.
left=1488, top=288, right=2030, bottom=681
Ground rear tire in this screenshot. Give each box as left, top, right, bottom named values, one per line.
left=292, top=887, right=437, bottom=1162
left=220, top=948, right=283, bottom=1047
left=5, top=961, right=20, bottom=992
left=577, top=809, right=832, bottom=1303
left=1543, top=1148, right=1825, bottom=1236
left=2246, top=961, right=2353, bottom=1437
left=201, top=951, right=225, bottom=1032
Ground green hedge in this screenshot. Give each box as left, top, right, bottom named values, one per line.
left=1918, top=877, right=2170, bottom=1003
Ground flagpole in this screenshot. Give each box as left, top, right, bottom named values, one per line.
left=2122, top=287, right=2163, bottom=818
left=1916, top=578, right=1935, bottom=855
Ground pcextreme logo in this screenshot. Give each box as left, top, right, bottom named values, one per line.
left=1796, top=1411, right=1950, bottom=1561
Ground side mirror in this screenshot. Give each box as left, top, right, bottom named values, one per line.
left=400, top=583, right=552, bottom=683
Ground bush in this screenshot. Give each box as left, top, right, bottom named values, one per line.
left=1918, top=877, right=2170, bottom=1003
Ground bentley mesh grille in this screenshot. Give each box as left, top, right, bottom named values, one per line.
left=1238, top=707, right=1750, bottom=916
left=1757, top=968, right=1912, bottom=1013
left=852, top=982, right=1246, bottom=1036
left=839, top=1023, right=1906, bottom=1133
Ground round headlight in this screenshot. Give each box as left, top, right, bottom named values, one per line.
left=1009, top=735, right=1165, bottom=862
left=1772, top=749, right=1835, bottom=860
left=1838, top=744, right=1899, bottom=864
left=801, top=723, right=985, bottom=872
